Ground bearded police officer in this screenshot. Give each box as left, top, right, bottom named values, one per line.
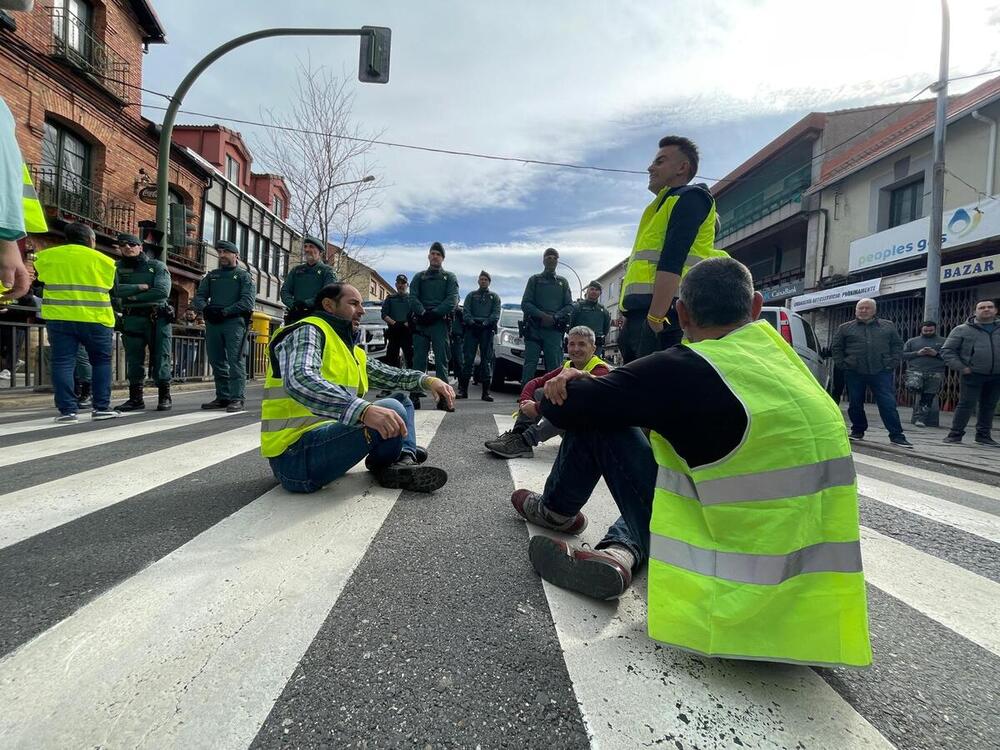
left=619, top=135, right=727, bottom=362
left=410, top=241, right=458, bottom=410
left=570, top=281, right=611, bottom=357
left=280, top=235, right=337, bottom=324
left=520, top=247, right=573, bottom=386
left=111, top=232, right=174, bottom=412
left=192, top=240, right=255, bottom=412
left=382, top=274, right=417, bottom=368
left=459, top=270, right=501, bottom=401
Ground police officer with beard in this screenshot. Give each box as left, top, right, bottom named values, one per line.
left=111, top=232, right=173, bottom=412
left=280, top=235, right=337, bottom=324
left=192, top=240, right=255, bottom=412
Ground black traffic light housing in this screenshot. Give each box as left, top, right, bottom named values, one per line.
left=138, top=220, right=164, bottom=259
left=358, top=26, right=391, bottom=83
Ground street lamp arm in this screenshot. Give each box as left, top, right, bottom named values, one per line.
left=558, top=261, right=584, bottom=299
left=155, top=27, right=375, bottom=260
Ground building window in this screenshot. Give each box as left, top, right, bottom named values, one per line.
left=202, top=205, right=219, bottom=247
left=273, top=195, right=284, bottom=217
left=40, top=119, right=91, bottom=215
left=261, top=239, right=270, bottom=275
left=220, top=214, right=235, bottom=243
left=271, top=243, right=280, bottom=275
left=250, top=231, right=260, bottom=267
left=282, top=249, right=290, bottom=277
left=52, top=0, right=92, bottom=57
left=225, top=155, right=240, bottom=184
left=889, top=179, right=924, bottom=228
left=237, top=224, right=248, bottom=262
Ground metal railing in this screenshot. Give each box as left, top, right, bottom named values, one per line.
left=48, top=6, right=130, bottom=102
left=718, top=164, right=812, bottom=239
left=167, top=242, right=207, bottom=274
left=28, top=163, right=136, bottom=239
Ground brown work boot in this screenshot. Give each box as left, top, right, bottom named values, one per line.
left=510, top=489, right=586, bottom=534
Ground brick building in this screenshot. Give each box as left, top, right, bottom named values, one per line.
left=0, top=0, right=210, bottom=309
left=172, top=124, right=298, bottom=323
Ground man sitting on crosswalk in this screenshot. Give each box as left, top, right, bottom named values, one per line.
left=261, top=282, right=454, bottom=494
left=510, top=257, right=872, bottom=668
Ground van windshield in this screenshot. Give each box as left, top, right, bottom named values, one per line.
left=499, top=310, right=522, bottom=329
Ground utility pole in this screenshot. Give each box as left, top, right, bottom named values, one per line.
left=155, top=26, right=390, bottom=262
left=924, top=0, right=950, bottom=324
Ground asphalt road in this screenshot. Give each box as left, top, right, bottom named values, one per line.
left=0, top=384, right=997, bottom=749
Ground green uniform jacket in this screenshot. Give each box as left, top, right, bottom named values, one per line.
left=463, top=289, right=501, bottom=326
left=280, top=261, right=337, bottom=308
left=381, top=292, right=417, bottom=324
left=410, top=268, right=459, bottom=320
left=451, top=307, right=465, bottom=337
left=192, top=265, right=255, bottom=316
left=521, top=271, right=573, bottom=329
left=111, top=253, right=170, bottom=311
left=570, top=299, right=611, bottom=336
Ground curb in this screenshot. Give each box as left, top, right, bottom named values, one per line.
left=0, top=380, right=218, bottom=409
left=851, top=440, right=1000, bottom=480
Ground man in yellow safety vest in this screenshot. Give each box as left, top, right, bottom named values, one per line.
left=510, top=257, right=871, bottom=668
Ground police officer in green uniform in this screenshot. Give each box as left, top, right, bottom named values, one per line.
left=449, top=305, right=465, bottom=381
left=192, top=240, right=255, bottom=412
left=520, top=247, right=573, bottom=386
left=381, top=273, right=417, bottom=368
left=111, top=232, right=173, bottom=412
left=459, top=270, right=501, bottom=401
left=410, top=241, right=458, bottom=411
left=280, top=235, right=337, bottom=324
left=570, top=280, right=612, bottom=357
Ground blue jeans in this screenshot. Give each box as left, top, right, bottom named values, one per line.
left=47, top=320, right=113, bottom=415
left=540, top=427, right=657, bottom=568
left=268, top=393, right=418, bottom=494
left=845, top=369, right=904, bottom=439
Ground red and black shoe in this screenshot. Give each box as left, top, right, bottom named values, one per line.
left=528, top=536, right=632, bottom=601
left=510, top=489, right=586, bottom=534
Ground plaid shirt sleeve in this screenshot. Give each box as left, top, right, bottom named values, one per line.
left=275, top=324, right=370, bottom=425
left=366, top=356, right=431, bottom=394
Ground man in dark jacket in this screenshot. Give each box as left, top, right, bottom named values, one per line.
left=831, top=298, right=911, bottom=447
left=902, top=320, right=946, bottom=427
left=941, top=299, right=1000, bottom=446
left=381, top=274, right=416, bottom=368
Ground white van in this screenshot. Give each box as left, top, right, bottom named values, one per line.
left=759, top=306, right=829, bottom=388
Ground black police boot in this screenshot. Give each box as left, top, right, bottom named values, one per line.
left=481, top=384, right=493, bottom=402
left=76, top=381, right=92, bottom=409
left=201, top=398, right=230, bottom=410
left=116, top=383, right=145, bottom=412
left=157, top=383, right=172, bottom=411
left=457, top=376, right=470, bottom=399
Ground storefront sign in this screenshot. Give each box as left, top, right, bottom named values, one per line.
left=137, top=185, right=158, bottom=205
left=881, top=252, right=1000, bottom=295
left=848, top=196, right=1000, bottom=273
left=790, top=278, right=882, bottom=312
left=760, top=278, right=805, bottom=302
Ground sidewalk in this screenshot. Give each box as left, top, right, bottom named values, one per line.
left=0, top=380, right=218, bottom=410
left=844, top=403, right=1000, bottom=477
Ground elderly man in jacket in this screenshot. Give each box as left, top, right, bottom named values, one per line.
left=831, top=298, right=911, bottom=447
left=941, top=299, right=1000, bottom=446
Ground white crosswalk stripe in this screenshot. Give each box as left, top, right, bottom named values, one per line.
left=853, top=451, right=1000, bottom=502
left=0, top=410, right=141, bottom=438
left=0, top=411, right=444, bottom=749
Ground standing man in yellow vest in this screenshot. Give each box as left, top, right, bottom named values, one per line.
left=619, top=135, right=727, bottom=362
left=262, top=282, right=454, bottom=494
left=510, top=258, right=871, bottom=668
left=34, top=223, right=120, bottom=424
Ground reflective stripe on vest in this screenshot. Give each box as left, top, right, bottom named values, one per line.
left=34, top=244, right=116, bottom=326
left=22, top=164, right=48, bottom=234
left=646, top=320, right=871, bottom=668
left=260, top=316, right=369, bottom=458
left=619, top=186, right=726, bottom=311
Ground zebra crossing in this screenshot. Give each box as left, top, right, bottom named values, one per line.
left=0, top=392, right=997, bottom=749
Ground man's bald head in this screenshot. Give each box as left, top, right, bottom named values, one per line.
left=855, top=298, right=877, bottom=321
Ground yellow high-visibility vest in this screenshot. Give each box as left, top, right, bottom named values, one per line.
left=562, top=355, right=609, bottom=373
left=34, top=243, right=116, bottom=326
left=647, top=320, right=872, bottom=667
left=619, top=185, right=727, bottom=311
left=260, top=314, right=369, bottom=458
left=22, top=164, right=47, bottom=234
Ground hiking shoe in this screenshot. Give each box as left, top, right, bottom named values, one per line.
left=373, top=464, right=448, bottom=493
left=486, top=430, right=534, bottom=459
left=528, top=536, right=632, bottom=601
left=54, top=413, right=78, bottom=424
left=436, top=396, right=455, bottom=413
left=943, top=434, right=963, bottom=444
left=201, top=398, right=230, bottom=410
left=91, top=409, right=120, bottom=421
left=510, top=489, right=586, bottom=534
left=975, top=436, right=1000, bottom=448
left=226, top=400, right=245, bottom=413
left=412, top=445, right=428, bottom=464
left=849, top=431, right=864, bottom=440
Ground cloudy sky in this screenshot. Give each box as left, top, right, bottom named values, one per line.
left=141, top=0, right=1000, bottom=302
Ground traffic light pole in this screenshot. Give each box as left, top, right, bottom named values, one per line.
left=155, top=28, right=376, bottom=262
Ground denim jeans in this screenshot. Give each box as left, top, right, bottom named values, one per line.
left=268, top=393, right=418, bottom=494
left=947, top=373, right=1000, bottom=439
left=540, top=427, right=657, bottom=568
left=844, top=369, right=904, bottom=439
left=47, top=320, right=113, bottom=414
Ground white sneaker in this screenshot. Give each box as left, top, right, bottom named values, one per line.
left=91, top=409, right=120, bottom=421
left=54, top=413, right=78, bottom=424
left=0, top=369, right=9, bottom=380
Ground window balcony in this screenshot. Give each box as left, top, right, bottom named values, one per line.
left=719, top=164, right=812, bottom=240
left=167, top=242, right=207, bottom=274
left=48, top=7, right=130, bottom=102
left=28, top=163, right=136, bottom=238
